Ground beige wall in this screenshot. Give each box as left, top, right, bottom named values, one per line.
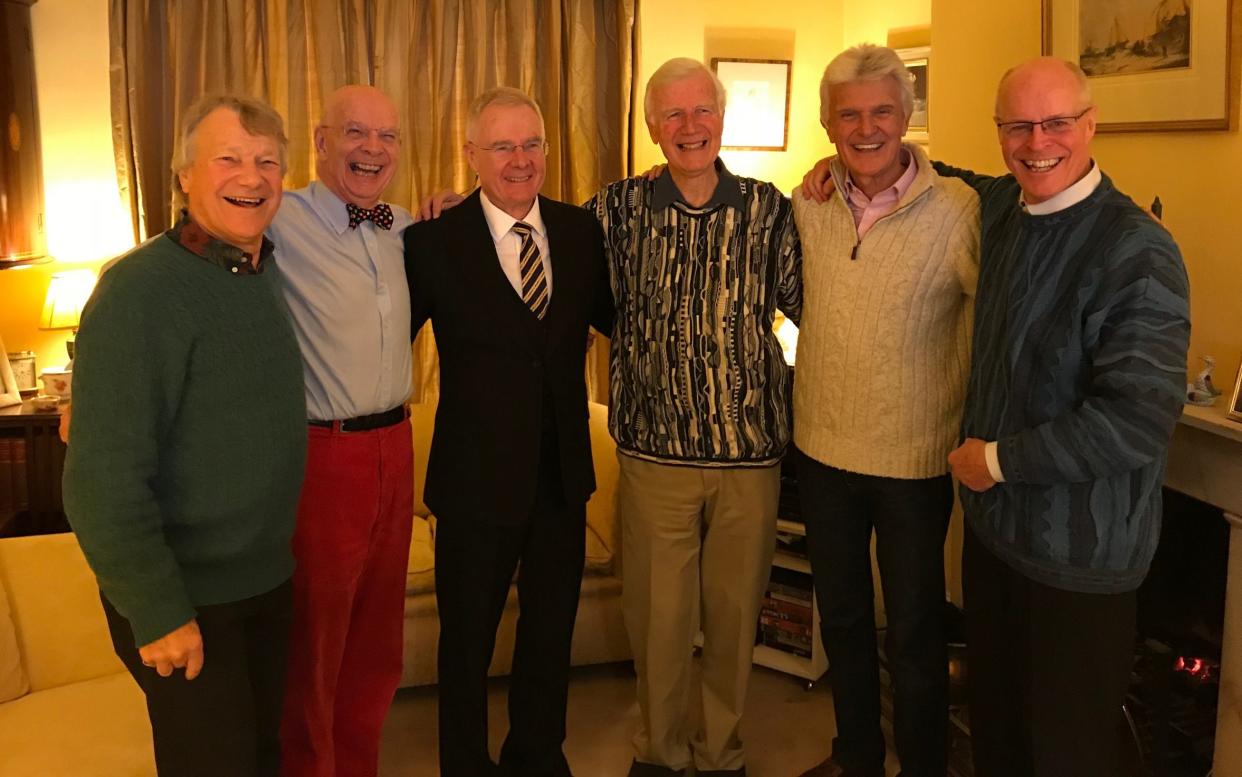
left=0, top=0, right=132, bottom=374
left=633, top=0, right=845, bottom=193
left=932, top=0, right=1242, bottom=387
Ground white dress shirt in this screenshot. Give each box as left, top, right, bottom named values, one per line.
left=479, top=191, right=554, bottom=300
left=268, top=181, right=414, bottom=421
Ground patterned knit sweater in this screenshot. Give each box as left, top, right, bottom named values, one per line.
left=942, top=165, right=1190, bottom=594
left=586, top=165, right=802, bottom=466
left=64, top=233, right=307, bottom=644
left=792, top=144, right=980, bottom=479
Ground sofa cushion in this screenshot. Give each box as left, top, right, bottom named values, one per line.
left=583, top=401, right=618, bottom=575
left=0, top=533, right=124, bottom=692
left=0, top=670, right=154, bottom=777
left=0, top=570, right=29, bottom=703
left=405, top=516, right=436, bottom=595
left=410, top=402, right=435, bottom=519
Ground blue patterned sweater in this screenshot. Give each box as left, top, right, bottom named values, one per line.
left=941, top=164, right=1190, bottom=593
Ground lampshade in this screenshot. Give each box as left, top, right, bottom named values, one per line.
left=39, top=269, right=97, bottom=331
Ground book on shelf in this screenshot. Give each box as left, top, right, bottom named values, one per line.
left=761, top=595, right=813, bottom=623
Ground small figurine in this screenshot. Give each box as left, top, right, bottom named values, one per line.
left=1186, top=356, right=1222, bottom=406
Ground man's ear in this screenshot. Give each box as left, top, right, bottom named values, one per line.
left=313, top=126, right=328, bottom=159
left=177, top=169, right=192, bottom=199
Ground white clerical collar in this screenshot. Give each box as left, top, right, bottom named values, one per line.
left=479, top=190, right=545, bottom=242
left=1021, top=161, right=1102, bottom=215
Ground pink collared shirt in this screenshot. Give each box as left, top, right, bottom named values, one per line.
left=842, top=150, right=918, bottom=239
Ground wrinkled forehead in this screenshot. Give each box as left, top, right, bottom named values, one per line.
left=328, top=91, right=399, bottom=129
left=476, top=103, right=544, bottom=140
left=654, top=73, right=718, bottom=111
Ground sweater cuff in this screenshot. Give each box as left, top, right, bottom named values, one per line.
left=985, top=441, right=1006, bottom=483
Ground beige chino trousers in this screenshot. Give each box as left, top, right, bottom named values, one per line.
left=618, top=452, right=781, bottom=773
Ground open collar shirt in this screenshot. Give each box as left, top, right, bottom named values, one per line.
left=268, top=180, right=414, bottom=422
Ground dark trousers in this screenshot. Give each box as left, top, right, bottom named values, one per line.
left=101, top=580, right=293, bottom=777
left=435, top=437, right=586, bottom=777
left=796, top=450, right=952, bottom=777
left=962, top=525, right=1136, bottom=777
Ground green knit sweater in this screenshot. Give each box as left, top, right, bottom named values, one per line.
left=63, top=233, right=306, bottom=645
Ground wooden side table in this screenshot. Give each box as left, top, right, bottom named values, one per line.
left=0, top=399, right=69, bottom=536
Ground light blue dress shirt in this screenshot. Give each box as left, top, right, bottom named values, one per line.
left=268, top=181, right=414, bottom=421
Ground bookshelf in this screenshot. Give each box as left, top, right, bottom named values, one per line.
left=0, top=400, right=68, bottom=536
left=754, top=517, right=827, bottom=685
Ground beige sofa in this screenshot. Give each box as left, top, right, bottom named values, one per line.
left=399, top=400, right=632, bottom=687
left=0, top=401, right=629, bottom=774
left=0, top=532, right=155, bottom=777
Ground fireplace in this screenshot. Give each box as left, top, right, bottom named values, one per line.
left=1123, top=488, right=1228, bottom=776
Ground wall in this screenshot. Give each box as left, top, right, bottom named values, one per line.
left=0, top=0, right=132, bottom=375
left=632, top=0, right=846, bottom=193
left=931, top=0, right=1242, bottom=386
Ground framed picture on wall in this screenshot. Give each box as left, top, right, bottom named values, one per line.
left=711, top=58, right=792, bottom=150
left=896, top=46, right=930, bottom=144
left=1042, top=0, right=1242, bottom=131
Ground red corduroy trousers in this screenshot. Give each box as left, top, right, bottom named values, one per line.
left=280, top=419, right=415, bottom=777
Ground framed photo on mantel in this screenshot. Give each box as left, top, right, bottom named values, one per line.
left=1042, top=0, right=1242, bottom=131
left=1229, top=357, right=1242, bottom=422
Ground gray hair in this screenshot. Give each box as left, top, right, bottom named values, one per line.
left=643, top=58, right=727, bottom=128
left=820, top=44, right=914, bottom=126
left=172, top=94, right=288, bottom=208
left=465, top=87, right=546, bottom=142
left=995, top=57, right=1093, bottom=116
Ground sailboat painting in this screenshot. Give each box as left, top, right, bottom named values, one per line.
left=1079, top=0, right=1192, bottom=76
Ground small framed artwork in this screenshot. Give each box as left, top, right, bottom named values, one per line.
left=711, top=58, right=792, bottom=150
left=1043, top=0, right=1242, bottom=131
left=896, top=46, right=930, bottom=144
left=1229, top=357, right=1242, bottom=422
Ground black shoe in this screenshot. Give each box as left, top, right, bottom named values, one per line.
left=697, top=768, right=747, bottom=776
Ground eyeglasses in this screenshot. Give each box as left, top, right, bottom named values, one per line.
left=994, top=107, right=1093, bottom=139
left=468, top=139, right=549, bottom=157
left=324, top=123, right=401, bottom=147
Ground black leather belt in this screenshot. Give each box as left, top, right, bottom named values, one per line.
left=308, top=405, right=408, bottom=433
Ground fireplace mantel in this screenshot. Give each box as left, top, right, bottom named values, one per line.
left=1172, top=402, right=1242, bottom=774
left=1165, top=402, right=1242, bottom=516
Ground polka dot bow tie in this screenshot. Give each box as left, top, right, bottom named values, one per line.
left=346, top=202, right=394, bottom=230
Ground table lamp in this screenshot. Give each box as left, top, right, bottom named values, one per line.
left=39, top=269, right=97, bottom=366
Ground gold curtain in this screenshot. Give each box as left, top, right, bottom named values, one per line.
left=109, top=0, right=636, bottom=402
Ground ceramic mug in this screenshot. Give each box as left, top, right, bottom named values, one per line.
left=40, top=367, right=72, bottom=398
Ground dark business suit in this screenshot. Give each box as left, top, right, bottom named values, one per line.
left=403, top=190, right=612, bottom=777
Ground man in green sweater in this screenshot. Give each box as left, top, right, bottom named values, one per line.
left=63, top=95, right=307, bottom=777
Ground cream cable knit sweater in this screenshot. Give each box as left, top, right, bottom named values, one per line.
left=791, top=144, right=980, bottom=479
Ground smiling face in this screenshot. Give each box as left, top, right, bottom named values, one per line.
left=825, top=76, right=910, bottom=196
left=177, top=107, right=283, bottom=256
left=465, top=102, right=546, bottom=220
left=995, top=60, right=1096, bottom=204
left=315, top=86, right=400, bottom=209
left=647, top=71, right=723, bottom=179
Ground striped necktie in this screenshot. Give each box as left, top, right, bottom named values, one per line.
left=511, top=221, right=549, bottom=319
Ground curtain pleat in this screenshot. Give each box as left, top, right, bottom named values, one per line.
left=109, top=0, right=635, bottom=403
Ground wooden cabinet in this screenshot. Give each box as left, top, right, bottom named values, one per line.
left=0, top=399, right=68, bottom=536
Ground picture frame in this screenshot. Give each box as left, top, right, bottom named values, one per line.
left=1229, top=356, right=1242, bottom=422
left=0, top=336, right=23, bottom=408
left=896, top=46, right=930, bottom=144
left=1042, top=0, right=1242, bottom=132
left=711, top=58, right=792, bottom=150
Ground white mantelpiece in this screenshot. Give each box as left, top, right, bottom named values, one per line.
left=1167, top=403, right=1242, bottom=774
